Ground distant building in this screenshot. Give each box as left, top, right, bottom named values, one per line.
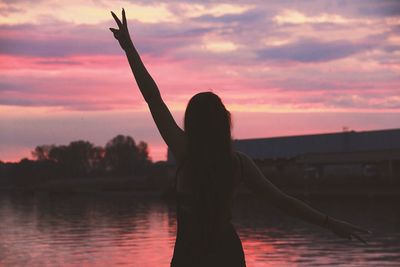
left=167, top=128, right=400, bottom=182
left=232, top=128, right=400, bottom=160
left=232, top=128, right=400, bottom=182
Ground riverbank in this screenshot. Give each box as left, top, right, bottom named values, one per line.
left=0, top=175, right=170, bottom=195
left=2, top=175, right=399, bottom=200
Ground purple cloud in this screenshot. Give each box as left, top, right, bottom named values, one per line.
left=257, top=38, right=376, bottom=63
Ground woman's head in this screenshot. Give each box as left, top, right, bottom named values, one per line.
left=184, top=92, right=232, bottom=162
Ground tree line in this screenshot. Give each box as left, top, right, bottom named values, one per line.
left=0, top=135, right=157, bottom=186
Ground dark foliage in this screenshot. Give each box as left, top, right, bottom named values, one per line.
left=104, top=135, right=150, bottom=175
left=0, top=135, right=161, bottom=191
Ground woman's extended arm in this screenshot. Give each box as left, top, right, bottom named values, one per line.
left=110, top=9, right=186, bottom=161
left=238, top=152, right=370, bottom=244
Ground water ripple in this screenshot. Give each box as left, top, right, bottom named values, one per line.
left=0, top=194, right=399, bottom=267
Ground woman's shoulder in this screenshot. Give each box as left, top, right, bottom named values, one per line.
left=233, top=150, right=259, bottom=178
left=232, top=150, right=252, bottom=182
left=233, top=150, right=252, bottom=164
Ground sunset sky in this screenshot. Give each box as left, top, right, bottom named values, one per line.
left=1, top=0, right=399, bottom=162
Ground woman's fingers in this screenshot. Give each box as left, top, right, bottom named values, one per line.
left=331, top=220, right=370, bottom=244
left=109, top=10, right=132, bottom=50
left=109, top=27, right=119, bottom=38
left=111, top=11, right=123, bottom=29
left=122, top=8, right=127, bottom=26
left=343, top=223, right=369, bottom=244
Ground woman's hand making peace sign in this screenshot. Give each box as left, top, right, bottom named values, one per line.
left=110, top=9, right=133, bottom=52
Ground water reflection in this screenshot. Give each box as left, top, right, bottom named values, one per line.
left=0, top=193, right=399, bottom=266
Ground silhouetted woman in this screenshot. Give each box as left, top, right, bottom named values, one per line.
left=110, top=9, right=369, bottom=267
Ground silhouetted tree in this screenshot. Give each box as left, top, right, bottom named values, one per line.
left=137, top=141, right=151, bottom=172
left=104, top=135, right=144, bottom=174
left=4, top=135, right=154, bottom=186
left=48, top=145, right=65, bottom=160
left=68, top=141, right=96, bottom=175
left=90, top=146, right=106, bottom=173
left=137, top=141, right=149, bottom=161
left=32, top=145, right=55, bottom=161
left=46, top=141, right=97, bottom=176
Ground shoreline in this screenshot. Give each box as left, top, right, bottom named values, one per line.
left=2, top=186, right=399, bottom=200
left=1, top=174, right=399, bottom=199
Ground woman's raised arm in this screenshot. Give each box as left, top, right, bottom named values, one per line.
left=110, top=9, right=186, bottom=162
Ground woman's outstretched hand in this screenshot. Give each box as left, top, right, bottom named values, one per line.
left=110, top=8, right=133, bottom=51
left=327, top=217, right=371, bottom=244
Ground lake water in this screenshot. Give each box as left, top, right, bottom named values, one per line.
left=0, top=192, right=399, bottom=267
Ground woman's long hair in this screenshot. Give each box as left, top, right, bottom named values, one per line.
left=183, top=92, right=234, bottom=248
